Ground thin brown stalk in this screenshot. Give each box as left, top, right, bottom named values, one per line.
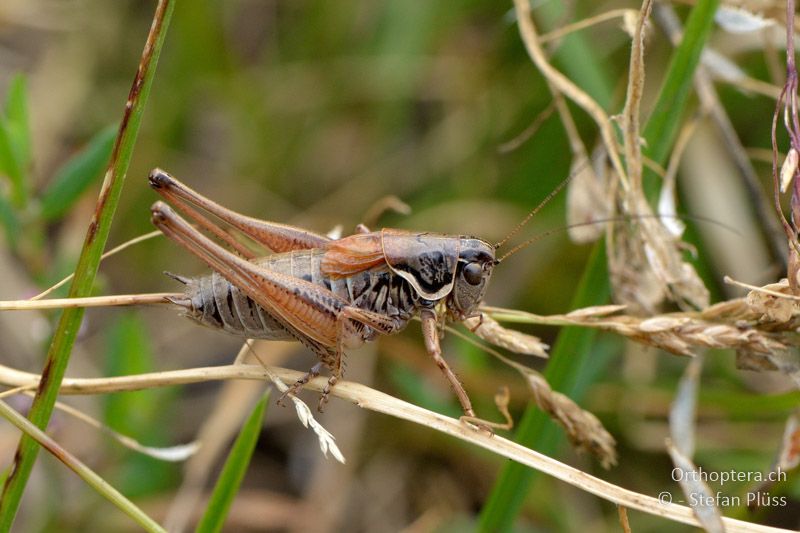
left=652, top=2, right=787, bottom=267
left=513, top=0, right=629, bottom=189
left=621, top=0, right=653, bottom=191
left=0, top=362, right=787, bottom=532
left=538, top=9, right=635, bottom=44
left=0, top=293, right=179, bottom=311
left=31, top=230, right=162, bottom=300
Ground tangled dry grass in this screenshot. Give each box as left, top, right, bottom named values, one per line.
left=1, top=0, right=800, bottom=531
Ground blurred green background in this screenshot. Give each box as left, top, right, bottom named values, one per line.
left=0, top=0, right=797, bottom=531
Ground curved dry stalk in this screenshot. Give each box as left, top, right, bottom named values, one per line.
left=652, top=2, right=788, bottom=268
left=0, top=399, right=165, bottom=532
left=621, top=0, right=652, bottom=191
left=538, top=9, right=636, bottom=44
left=449, top=325, right=617, bottom=468
left=725, top=276, right=800, bottom=300
left=513, top=0, right=629, bottom=189
left=0, top=386, right=197, bottom=461
left=31, top=230, right=162, bottom=300
left=497, top=101, right=556, bottom=154
left=0, top=362, right=788, bottom=532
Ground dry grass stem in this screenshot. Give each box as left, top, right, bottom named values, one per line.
left=27, top=391, right=198, bottom=462
left=621, top=0, right=652, bottom=192
left=667, top=440, right=725, bottom=533
left=513, top=0, right=628, bottom=187
left=618, top=505, right=632, bottom=533
left=0, top=362, right=787, bottom=532
left=496, top=101, right=556, bottom=154
left=538, top=9, right=637, bottom=44
left=255, top=354, right=345, bottom=464
left=31, top=230, right=162, bottom=300
left=0, top=293, right=180, bottom=311
left=606, top=0, right=710, bottom=315
left=483, top=294, right=791, bottom=358
left=449, top=325, right=616, bottom=466
left=462, top=314, right=548, bottom=357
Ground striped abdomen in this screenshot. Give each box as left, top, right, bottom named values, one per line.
left=172, top=249, right=419, bottom=342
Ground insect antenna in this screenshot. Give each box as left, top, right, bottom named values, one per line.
left=493, top=170, right=576, bottom=249
left=495, top=213, right=738, bottom=263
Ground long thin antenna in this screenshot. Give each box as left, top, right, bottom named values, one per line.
left=493, top=164, right=582, bottom=249
left=496, top=214, right=739, bottom=263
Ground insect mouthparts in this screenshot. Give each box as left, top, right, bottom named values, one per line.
left=148, top=168, right=173, bottom=190
left=150, top=201, right=170, bottom=224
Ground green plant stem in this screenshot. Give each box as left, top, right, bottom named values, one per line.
left=196, top=393, right=269, bottom=533
left=479, top=0, right=720, bottom=529
left=0, top=1, right=176, bottom=529
left=643, top=0, right=721, bottom=186
left=479, top=240, right=610, bottom=532
left=0, top=400, right=164, bottom=533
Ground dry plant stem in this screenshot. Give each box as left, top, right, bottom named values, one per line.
left=0, top=387, right=196, bottom=461
left=163, top=342, right=256, bottom=532
left=621, top=0, right=653, bottom=192
left=551, top=84, right=588, bottom=160
left=31, top=230, right=162, bottom=300
left=0, top=293, right=179, bottom=310
left=772, top=0, right=800, bottom=265
left=652, top=3, right=787, bottom=267
left=0, top=363, right=786, bottom=533
left=538, top=9, right=635, bottom=44
left=0, top=1, right=176, bottom=525
left=724, top=275, right=800, bottom=300
left=497, top=101, right=556, bottom=153
left=618, top=506, right=632, bottom=533
left=0, top=399, right=165, bottom=533
left=663, top=117, right=700, bottom=189
left=603, top=0, right=711, bottom=313
left=513, top=0, right=629, bottom=190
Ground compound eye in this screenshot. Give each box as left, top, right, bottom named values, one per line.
left=462, top=262, right=483, bottom=286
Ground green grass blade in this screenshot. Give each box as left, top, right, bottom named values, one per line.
left=196, top=392, right=269, bottom=533
left=104, top=313, right=177, bottom=496
left=0, top=121, right=25, bottom=208
left=0, top=192, right=19, bottom=249
left=0, top=1, right=177, bottom=529
left=0, top=75, right=30, bottom=207
left=0, top=399, right=164, bottom=533
left=4, top=75, right=31, bottom=179
left=478, top=241, right=610, bottom=532
left=40, top=124, right=118, bottom=221
left=479, top=1, right=720, bottom=530
left=643, top=0, right=720, bottom=168
left=533, top=0, right=613, bottom=109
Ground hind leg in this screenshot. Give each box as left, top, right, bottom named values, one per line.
left=318, top=341, right=345, bottom=412
left=315, top=305, right=405, bottom=410
left=278, top=362, right=323, bottom=406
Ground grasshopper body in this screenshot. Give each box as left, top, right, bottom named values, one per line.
left=149, top=169, right=497, bottom=420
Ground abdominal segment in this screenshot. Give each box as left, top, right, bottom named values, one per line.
left=170, top=249, right=418, bottom=343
